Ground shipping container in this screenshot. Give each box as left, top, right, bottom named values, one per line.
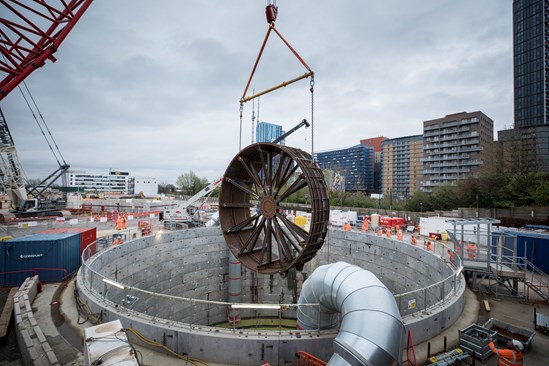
left=41, top=227, right=97, bottom=256
left=493, top=227, right=549, bottom=273
left=0, top=233, right=81, bottom=286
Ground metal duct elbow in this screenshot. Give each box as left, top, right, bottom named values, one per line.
left=297, top=262, right=404, bottom=366
left=205, top=211, right=219, bottom=227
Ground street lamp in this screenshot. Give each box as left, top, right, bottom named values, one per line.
left=420, top=202, right=423, bottom=213
left=476, top=194, right=479, bottom=218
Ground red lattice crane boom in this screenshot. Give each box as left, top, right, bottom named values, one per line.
left=0, top=0, right=94, bottom=101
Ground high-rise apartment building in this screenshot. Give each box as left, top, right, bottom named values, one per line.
left=381, top=135, right=423, bottom=199
left=498, top=0, right=549, bottom=173
left=256, top=122, right=284, bottom=143
left=422, top=112, right=494, bottom=193
left=315, top=145, right=375, bottom=193
left=360, top=137, right=387, bottom=194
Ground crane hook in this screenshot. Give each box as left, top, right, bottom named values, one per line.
left=266, top=3, right=278, bottom=24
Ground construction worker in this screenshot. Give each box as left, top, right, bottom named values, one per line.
left=489, top=340, right=523, bottom=366
left=113, top=237, right=122, bottom=245
left=121, top=214, right=127, bottom=229
left=447, top=249, right=455, bottom=263
left=361, top=219, right=369, bottom=232
left=115, top=216, right=121, bottom=230
left=343, top=222, right=352, bottom=231
left=426, top=241, right=433, bottom=251
left=397, top=229, right=403, bottom=240
left=411, top=235, right=417, bottom=245
left=466, top=242, right=477, bottom=259
left=377, top=227, right=382, bottom=236
left=455, top=240, right=462, bottom=257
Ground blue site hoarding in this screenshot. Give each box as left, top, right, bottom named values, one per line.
left=0, top=233, right=82, bottom=286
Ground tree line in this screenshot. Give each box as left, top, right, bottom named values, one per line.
left=331, top=171, right=549, bottom=211
left=159, top=169, right=549, bottom=212
left=158, top=171, right=215, bottom=197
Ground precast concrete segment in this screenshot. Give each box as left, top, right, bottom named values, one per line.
left=297, top=262, right=404, bottom=366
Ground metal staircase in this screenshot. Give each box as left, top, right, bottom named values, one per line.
left=446, top=220, right=549, bottom=302
left=523, top=260, right=549, bottom=303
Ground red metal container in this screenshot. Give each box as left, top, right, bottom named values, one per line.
left=41, top=227, right=97, bottom=256
left=379, top=216, right=406, bottom=228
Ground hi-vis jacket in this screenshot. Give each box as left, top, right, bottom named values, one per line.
left=489, top=342, right=523, bottom=366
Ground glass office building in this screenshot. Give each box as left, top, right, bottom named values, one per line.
left=501, top=0, right=549, bottom=173
left=513, top=0, right=549, bottom=127
left=315, top=144, right=375, bottom=193
left=256, top=122, right=283, bottom=143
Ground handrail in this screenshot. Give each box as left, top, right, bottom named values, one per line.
left=80, top=241, right=322, bottom=334
left=0, top=267, right=68, bottom=286
left=80, top=230, right=464, bottom=323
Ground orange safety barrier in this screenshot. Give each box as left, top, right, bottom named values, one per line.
left=296, top=351, right=327, bottom=366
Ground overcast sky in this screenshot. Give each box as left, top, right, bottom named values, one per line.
left=1, top=1, right=513, bottom=185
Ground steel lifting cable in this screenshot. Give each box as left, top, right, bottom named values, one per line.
left=18, top=81, right=67, bottom=167
left=310, top=76, right=315, bottom=157
left=239, top=102, right=243, bottom=150
left=239, top=2, right=315, bottom=151
left=0, top=33, right=67, bottom=168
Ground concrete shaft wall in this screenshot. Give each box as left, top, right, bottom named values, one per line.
left=78, top=226, right=465, bottom=365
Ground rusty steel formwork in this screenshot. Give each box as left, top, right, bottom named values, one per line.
left=219, top=143, right=329, bottom=275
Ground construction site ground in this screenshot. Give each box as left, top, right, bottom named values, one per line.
left=0, top=218, right=548, bottom=365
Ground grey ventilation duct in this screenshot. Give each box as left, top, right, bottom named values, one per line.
left=297, top=262, right=404, bottom=366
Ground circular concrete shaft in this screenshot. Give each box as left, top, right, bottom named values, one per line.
left=219, top=143, right=329, bottom=274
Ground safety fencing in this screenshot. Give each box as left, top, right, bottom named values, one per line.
left=335, top=226, right=464, bottom=318
left=80, top=229, right=464, bottom=330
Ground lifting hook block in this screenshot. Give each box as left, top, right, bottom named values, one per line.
left=266, top=4, right=278, bottom=24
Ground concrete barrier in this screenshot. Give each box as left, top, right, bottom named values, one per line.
left=14, top=275, right=60, bottom=366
